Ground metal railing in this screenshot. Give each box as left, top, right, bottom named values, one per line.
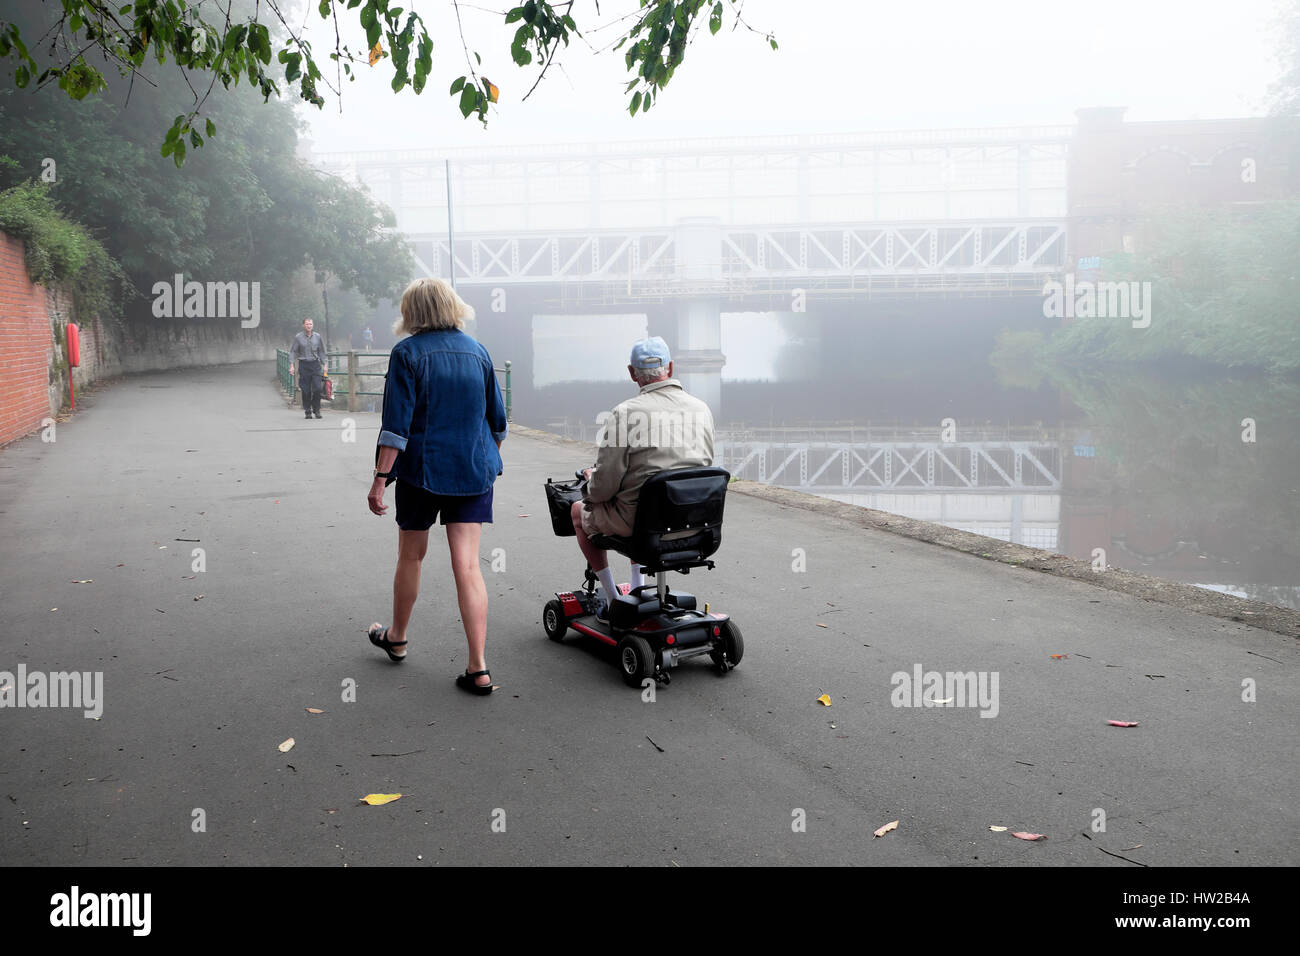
left=276, top=348, right=511, bottom=420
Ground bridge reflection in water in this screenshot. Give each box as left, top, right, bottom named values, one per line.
left=716, top=426, right=1063, bottom=550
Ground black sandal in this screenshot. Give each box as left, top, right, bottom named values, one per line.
left=367, top=624, right=407, bottom=663
left=455, top=669, right=494, bottom=695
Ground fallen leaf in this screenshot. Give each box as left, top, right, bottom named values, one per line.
left=989, top=825, right=1008, bottom=832
left=1011, top=831, right=1045, bottom=841
left=815, top=693, right=832, bottom=706
left=517, top=513, right=531, bottom=517
left=1050, top=653, right=1068, bottom=660
left=361, top=793, right=402, bottom=806
left=70, top=579, right=93, bottom=584
left=815, top=622, right=828, bottom=628
left=50, top=608, right=57, bottom=612
left=278, top=738, right=295, bottom=753
left=873, top=820, right=899, bottom=838
left=1122, top=844, right=1143, bottom=851
left=193, top=594, right=205, bottom=601
left=1107, top=720, right=1140, bottom=727
left=306, top=707, right=324, bottom=714
left=933, top=697, right=953, bottom=704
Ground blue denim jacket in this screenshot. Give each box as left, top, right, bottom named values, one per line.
left=377, top=328, right=507, bottom=495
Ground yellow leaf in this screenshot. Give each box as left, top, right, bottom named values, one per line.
left=306, top=707, right=324, bottom=714
left=278, top=737, right=295, bottom=752
left=368, top=42, right=383, bottom=66
left=362, top=793, right=402, bottom=806
left=483, top=77, right=499, bottom=102
left=816, top=693, right=831, bottom=706
left=989, top=825, right=1008, bottom=832
left=873, top=820, right=899, bottom=838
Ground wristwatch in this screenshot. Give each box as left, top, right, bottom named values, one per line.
left=373, top=469, right=392, bottom=480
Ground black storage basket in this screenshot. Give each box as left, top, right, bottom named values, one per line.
left=544, top=477, right=586, bottom=537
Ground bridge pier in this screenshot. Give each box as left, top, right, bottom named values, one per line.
left=669, top=218, right=727, bottom=415
left=672, top=299, right=725, bottom=414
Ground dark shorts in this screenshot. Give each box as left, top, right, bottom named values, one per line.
left=395, top=481, right=494, bottom=531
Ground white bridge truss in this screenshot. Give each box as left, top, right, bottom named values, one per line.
left=318, top=126, right=1071, bottom=298
left=718, top=441, right=1063, bottom=493
left=405, top=220, right=1066, bottom=296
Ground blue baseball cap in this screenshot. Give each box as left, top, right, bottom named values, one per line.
left=629, top=336, right=671, bottom=370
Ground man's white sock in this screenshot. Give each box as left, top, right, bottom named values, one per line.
left=629, top=563, right=644, bottom=592
left=596, top=567, right=618, bottom=602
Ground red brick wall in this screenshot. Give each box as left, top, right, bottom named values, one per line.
left=0, top=233, right=55, bottom=447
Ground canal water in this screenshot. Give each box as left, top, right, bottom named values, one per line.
left=487, top=302, right=1300, bottom=611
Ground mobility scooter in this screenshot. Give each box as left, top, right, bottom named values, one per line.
left=541, top=466, right=743, bottom=688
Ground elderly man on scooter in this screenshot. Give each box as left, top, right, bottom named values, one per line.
left=570, top=336, right=715, bottom=622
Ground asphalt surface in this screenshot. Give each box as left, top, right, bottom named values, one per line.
left=0, top=361, right=1296, bottom=867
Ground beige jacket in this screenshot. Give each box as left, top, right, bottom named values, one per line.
left=585, top=379, right=715, bottom=536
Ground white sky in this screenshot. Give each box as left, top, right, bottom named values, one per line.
left=297, top=0, right=1286, bottom=154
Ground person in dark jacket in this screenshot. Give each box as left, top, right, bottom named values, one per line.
left=289, top=317, right=327, bottom=418
left=366, top=278, right=508, bottom=695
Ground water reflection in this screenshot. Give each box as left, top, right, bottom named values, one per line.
left=507, top=310, right=1299, bottom=610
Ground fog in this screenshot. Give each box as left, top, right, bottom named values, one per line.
left=301, top=0, right=1281, bottom=153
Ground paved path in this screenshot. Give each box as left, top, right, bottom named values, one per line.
left=0, top=362, right=1295, bottom=866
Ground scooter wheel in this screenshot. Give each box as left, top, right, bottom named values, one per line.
left=711, top=620, right=744, bottom=670
left=616, top=634, right=655, bottom=688
left=542, top=600, right=567, bottom=642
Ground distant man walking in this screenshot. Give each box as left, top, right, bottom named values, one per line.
left=290, top=317, right=327, bottom=419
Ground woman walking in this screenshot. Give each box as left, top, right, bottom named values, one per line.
left=367, top=278, right=508, bottom=694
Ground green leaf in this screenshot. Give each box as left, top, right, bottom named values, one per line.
left=449, top=75, right=465, bottom=94
left=205, top=117, right=216, bottom=136
left=458, top=84, right=478, bottom=117
left=769, top=37, right=778, bottom=50
left=505, top=7, right=523, bottom=23
left=629, top=90, right=641, bottom=116
left=709, top=2, right=723, bottom=35
left=523, top=1, right=537, bottom=23
left=190, top=129, right=202, bottom=148
left=319, top=0, right=331, bottom=16
left=14, top=64, right=29, bottom=88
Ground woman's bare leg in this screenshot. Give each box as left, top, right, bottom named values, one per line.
left=446, top=522, right=489, bottom=686
left=387, top=529, right=429, bottom=655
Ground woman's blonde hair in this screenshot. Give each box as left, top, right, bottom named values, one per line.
left=393, top=278, right=474, bottom=336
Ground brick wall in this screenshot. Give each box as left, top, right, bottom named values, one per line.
left=0, top=233, right=56, bottom=447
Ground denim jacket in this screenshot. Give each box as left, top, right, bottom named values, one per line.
left=377, top=328, right=507, bottom=495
